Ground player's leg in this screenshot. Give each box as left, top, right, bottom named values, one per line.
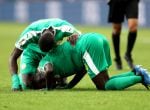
left=92, top=69, right=142, bottom=90
left=92, top=70, right=109, bottom=90
left=101, top=34, right=112, bottom=67
left=111, top=23, right=122, bottom=70
left=105, top=74, right=141, bottom=90
left=105, top=65, right=150, bottom=90
left=105, top=69, right=141, bottom=90
left=108, top=0, right=125, bottom=70
left=81, top=34, right=148, bottom=90
left=124, top=0, right=139, bottom=69
left=109, top=71, right=134, bottom=80
left=82, top=34, right=111, bottom=90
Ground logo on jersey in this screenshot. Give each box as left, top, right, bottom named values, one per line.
left=21, top=63, right=26, bottom=70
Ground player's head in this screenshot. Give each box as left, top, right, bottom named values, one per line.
left=39, top=28, right=55, bottom=52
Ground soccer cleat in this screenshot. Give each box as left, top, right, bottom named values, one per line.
left=133, top=65, right=142, bottom=75
left=114, top=58, right=122, bottom=70
left=124, top=54, right=134, bottom=69
left=140, top=69, right=150, bottom=89
left=134, top=65, right=150, bottom=89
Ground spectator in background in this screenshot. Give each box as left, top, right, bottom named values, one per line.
left=107, top=0, right=140, bottom=70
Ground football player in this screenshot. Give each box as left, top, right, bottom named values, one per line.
left=9, top=18, right=81, bottom=91
left=36, top=32, right=150, bottom=90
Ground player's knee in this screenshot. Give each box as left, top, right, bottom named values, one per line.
left=128, top=20, right=138, bottom=32
left=92, top=70, right=109, bottom=90
left=128, top=25, right=137, bottom=32
left=95, top=79, right=108, bottom=90
left=112, top=24, right=122, bottom=34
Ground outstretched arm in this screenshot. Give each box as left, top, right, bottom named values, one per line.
left=9, top=48, right=22, bottom=75
left=9, top=47, right=23, bottom=91
left=65, top=67, right=87, bottom=89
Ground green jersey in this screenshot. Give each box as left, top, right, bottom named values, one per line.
left=39, top=33, right=112, bottom=79
left=15, top=18, right=81, bottom=53
left=39, top=42, right=82, bottom=77
left=74, top=33, right=112, bottom=78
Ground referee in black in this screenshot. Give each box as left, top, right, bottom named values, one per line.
left=107, top=0, right=140, bottom=70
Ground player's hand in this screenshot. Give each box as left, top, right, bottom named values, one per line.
left=67, top=34, right=78, bottom=46
left=11, top=74, right=22, bottom=91
left=12, top=85, right=22, bottom=91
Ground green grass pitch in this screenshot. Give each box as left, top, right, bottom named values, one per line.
left=0, top=22, right=150, bottom=110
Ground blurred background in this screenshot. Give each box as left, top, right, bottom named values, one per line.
left=0, top=0, right=149, bottom=27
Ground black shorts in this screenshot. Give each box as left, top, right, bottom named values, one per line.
left=108, top=0, right=139, bottom=23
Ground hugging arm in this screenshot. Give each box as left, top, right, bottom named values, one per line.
left=9, top=47, right=23, bottom=75
left=9, top=47, right=23, bottom=91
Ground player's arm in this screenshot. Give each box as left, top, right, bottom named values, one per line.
left=9, top=47, right=23, bottom=91
left=44, top=63, right=56, bottom=90
left=55, top=25, right=81, bottom=36
left=65, top=67, right=87, bottom=89
left=9, top=30, right=41, bottom=91
left=15, top=30, right=41, bottom=50
left=54, top=25, right=81, bottom=45
left=67, top=34, right=79, bottom=46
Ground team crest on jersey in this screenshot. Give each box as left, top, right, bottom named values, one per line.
left=21, top=63, right=26, bottom=70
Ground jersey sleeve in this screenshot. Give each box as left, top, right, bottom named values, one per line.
left=15, top=30, right=41, bottom=50
left=56, top=25, right=81, bottom=35
left=53, top=25, right=81, bottom=44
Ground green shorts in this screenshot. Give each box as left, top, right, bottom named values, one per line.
left=77, top=33, right=112, bottom=79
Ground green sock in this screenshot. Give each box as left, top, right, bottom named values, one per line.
left=105, top=72, right=142, bottom=90
left=110, top=71, right=135, bottom=79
